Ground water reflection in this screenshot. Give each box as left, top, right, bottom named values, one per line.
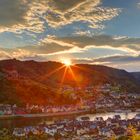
left=78, top=112, right=139, bottom=121
left=0, top=112, right=139, bottom=129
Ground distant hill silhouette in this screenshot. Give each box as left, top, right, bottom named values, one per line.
left=0, top=59, right=139, bottom=105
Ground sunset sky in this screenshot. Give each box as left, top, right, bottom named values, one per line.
left=0, top=0, right=140, bottom=71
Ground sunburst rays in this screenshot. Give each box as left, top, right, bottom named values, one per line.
left=41, top=60, right=85, bottom=92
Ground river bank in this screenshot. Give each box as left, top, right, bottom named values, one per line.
left=0, top=109, right=91, bottom=120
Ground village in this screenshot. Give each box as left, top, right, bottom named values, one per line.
left=0, top=84, right=139, bottom=115
left=0, top=114, right=140, bottom=139
left=0, top=84, right=140, bottom=139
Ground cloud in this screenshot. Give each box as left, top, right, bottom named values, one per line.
left=21, top=44, right=71, bottom=55
left=44, top=0, right=121, bottom=29
left=39, top=35, right=76, bottom=48
left=1, top=34, right=140, bottom=59
left=71, top=54, right=140, bottom=71
left=0, top=48, right=51, bottom=61
left=0, top=0, right=121, bottom=34
left=0, top=48, right=36, bottom=60
left=1, top=44, right=140, bottom=72
left=74, top=30, right=93, bottom=37
left=0, top=0, right=27, bottom=27
left=0, top=50, right=11, bottom=60
left=0, top=35, right=74, bottom=60
left=1, top=34, right=140, bottom=72
left=137, top=2, right=140, bottom=8
left=92, top=54, right=140, bottom=71
left=0, top=0, right=46, bottom=33
left=44, top=35, right=140, bottom=54
left=16, top=34, right=140, bottom=60
left=93, top=54, right=140, bottom=63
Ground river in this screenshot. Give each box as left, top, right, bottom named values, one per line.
left=0, top=111, right=139, bottom=129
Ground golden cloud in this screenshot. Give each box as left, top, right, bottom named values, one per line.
left=44, top=0, right=121, bottom=28
left=0, top=0, right=121, bottom=33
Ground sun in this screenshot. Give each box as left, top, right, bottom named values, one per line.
left=61, top=59, right=72, bottom=66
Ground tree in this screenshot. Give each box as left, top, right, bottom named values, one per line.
left=127, top=125, right=137, bottom=140
left=110, top=135, right=116, bottom=140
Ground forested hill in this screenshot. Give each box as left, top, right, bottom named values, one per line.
left=0, top=59, right=139, bottom=105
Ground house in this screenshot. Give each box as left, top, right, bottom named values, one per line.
left=46, top=126, right=57, bottom=136
left=76, top=127, right=89, bottom=135
left=79, top=116, right=90, bottom=121
left=4, top=108, right=12, bottom=115
left=106, top=118, right=119, bottom=127
left=95, top=117, right=104, bottom=122
left=99, top=128, right=114, bottom=138
left=123, top=101, right=130, bottom=107
left=128, top=93, right=140, bottom=99
left=112, top=127, right=125, bottom=138
left=113, top=115, right=121, bottom=120
left=110, top=92, right=120, bottom=99
left=88, top=128, right=99, bottom=136
left=135, top=114, right=140, bottom=120
left=13, top=128, right=26, bottom=137
left=95, top=103, right=104, bottom=109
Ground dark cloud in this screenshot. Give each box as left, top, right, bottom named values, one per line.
left=72, top=54, right=140, bottom=65
left=49, top=35, right=140, bottom=53
left=71, top=55, right=140, bottom=72
left=0, top=0, right=28, bottom=27
left=52, top=0, right=86, bottom=12
left=21, top=43, right=71, bottom=54
left=93, top=55, right=140, bottom=63
left=92, top=54, right=140, bottom=72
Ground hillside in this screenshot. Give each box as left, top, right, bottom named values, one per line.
left=0, top=59, right=139, bottom=105
left=131, top=72, right=140, bottom=83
